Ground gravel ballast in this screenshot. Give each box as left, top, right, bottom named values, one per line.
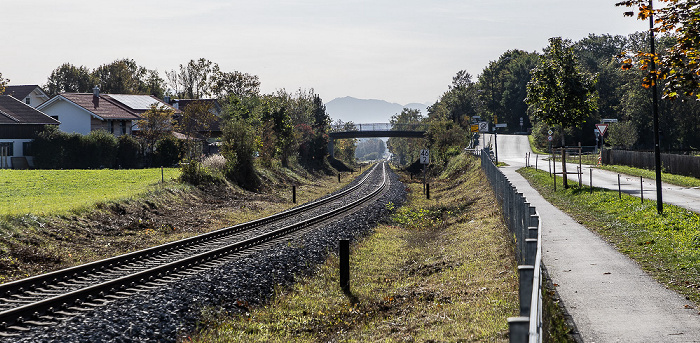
left=11, top=166, right=405, bottom=343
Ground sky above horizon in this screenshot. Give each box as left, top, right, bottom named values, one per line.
left=1, top=0, right=647, bottom=106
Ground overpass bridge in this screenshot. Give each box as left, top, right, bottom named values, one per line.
left=328, top=123, right=427, bottom=157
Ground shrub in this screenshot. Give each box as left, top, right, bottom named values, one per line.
left=84, top=130, right=118, bottom=168
left=117, top=134, right=142, bottom=168
left=154, top=135, right=182, bottom=167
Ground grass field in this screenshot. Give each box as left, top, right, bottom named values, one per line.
left=519, top=167, right=700, bottom=306
left=0, top=168, right=181, bottom=216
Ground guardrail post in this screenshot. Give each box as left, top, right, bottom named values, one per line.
left=508, top=317, right=530, bottom=343
left=525, top=239, right=537, bottom=265
left=518, top=265, right=534, bottom=316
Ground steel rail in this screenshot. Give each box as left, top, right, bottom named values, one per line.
left=0, top=163, right=387, bottom=330
left=0, top=163, right=378, bottom=300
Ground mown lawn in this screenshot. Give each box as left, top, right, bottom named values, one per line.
left=0, top=168, right=181, bottom=216
left=519, top=167, right=700, bottom=306
left=189, top=154, right=519, bottom=342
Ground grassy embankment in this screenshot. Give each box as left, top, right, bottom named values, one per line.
left=519, top=167, right=700, bottom=306
left=0, top=169, right=181, bottom=216
left=0, top=166, right=352, bottom=283
left=189, top=153, right=519, bottom=342
left=598, top=164, right=700, bottom=188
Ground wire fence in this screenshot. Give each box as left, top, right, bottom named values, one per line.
left=481, top=148, right=543, bottom=343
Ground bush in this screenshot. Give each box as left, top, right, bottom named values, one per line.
left=32, top=126, right=64, bottom=169
left=222, top=119, right=260, bottom=190
left=84, top=130, right=118, bottom=168
left=117, top=134, right=141, bottom=168
left=33, top=126, right=145, bottom=169
left=180, top=160, right=219, bottom=185
left=153, top=135, right=182, bottom=167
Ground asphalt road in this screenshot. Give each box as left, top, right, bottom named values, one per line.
left=481, top=133, right=700, bottom=342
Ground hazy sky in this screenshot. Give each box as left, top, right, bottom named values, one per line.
left=1, top=0, right=646, bottom=105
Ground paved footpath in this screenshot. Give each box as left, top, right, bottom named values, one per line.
left=484, top=134, right=700, bottom=342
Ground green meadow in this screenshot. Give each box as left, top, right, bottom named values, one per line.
left=0, top=168, right=181, bottom=216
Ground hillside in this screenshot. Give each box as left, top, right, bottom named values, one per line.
left=325, top=96, right=430, bottom=124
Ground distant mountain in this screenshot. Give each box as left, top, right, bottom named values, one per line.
left=325, top=96, right=430, bottom=124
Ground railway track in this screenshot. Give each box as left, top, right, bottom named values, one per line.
left=0, top=162, right=389, bottom=336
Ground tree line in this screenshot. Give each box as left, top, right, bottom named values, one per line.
left=388, top=26, right=700, bottom=168
left=14, top=58, right=332, bottom=190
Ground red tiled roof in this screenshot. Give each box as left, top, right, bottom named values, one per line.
left=59, top=93, right=141, bottom=120
left=0, top=95, right=60, bottom=125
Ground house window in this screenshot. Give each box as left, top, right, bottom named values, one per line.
left=25, top=98, right=31, bottom=105
left=110, top=121, right=115, bottom=134
left=120, top=121, right=126, bottom=135
left=23, top=142, right=33, bottom=156
left=0, top=142, right=14, bottom=157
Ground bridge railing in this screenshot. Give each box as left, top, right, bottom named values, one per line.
left=481, top=148, right=543, bottom=343
left=329, top=123, right=427, bottom=132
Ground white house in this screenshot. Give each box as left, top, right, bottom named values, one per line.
left=37, top=87, right=178, bottom=136
left=1, top=85, right=50, bottom=108
left=0, top=95, right=60, bottom=168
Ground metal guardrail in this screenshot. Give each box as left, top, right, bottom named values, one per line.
left=329, top=123, right=427, bottom=132
left=480, top=148, right=543, bottom=343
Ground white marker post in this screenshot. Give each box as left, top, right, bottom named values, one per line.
left=420, top=149, right=430, bottom=195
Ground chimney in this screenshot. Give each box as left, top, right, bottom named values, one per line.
left=92, top=86, right=100, bottom=108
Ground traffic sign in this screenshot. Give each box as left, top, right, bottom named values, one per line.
left=479, top=121, right=488, bottom=132
left=547, top=135, right=553, bottom=142
left=470, top=124, right=479, bottom=132
left=495, top=123, right=508, bottom=128
left=420, top=149, right=430, bottom=165
left=547, top=129, right=553, bottom=135
left=596, top=124, right=608, bottom=136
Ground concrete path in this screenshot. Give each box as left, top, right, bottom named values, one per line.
left=482, top=134, right=700, bottom=342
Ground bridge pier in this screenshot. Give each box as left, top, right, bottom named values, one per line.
left=328, top=138, right=335, bottom=158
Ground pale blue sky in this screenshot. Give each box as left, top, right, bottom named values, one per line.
left=1, top=0, right=646, bottom=105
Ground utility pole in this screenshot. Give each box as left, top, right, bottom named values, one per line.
left=650, top=0, right=663, bottom=214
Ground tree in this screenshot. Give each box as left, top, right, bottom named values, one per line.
left=333, top=120, right=358, bottom=164
left=607, top=121, right=639, bottom=149
left=166, top=58, right=218, bottom=99
left=176, top=100, right=218, bottom=160
left=212, top=71, right=260, bottom=99
left=221, top=118, right=259, bottom=190
left=93, top=58, right=149, bottom=94
left=355, top=138, right=386, bottom=161
left=44, top=63, right=95, bottom=96
left=138, top=104, right=174, bottom=161
left=526, top=37, right=597, bottom=188
left=387, top=108, right=425, bottom=166
left=616, top=0, right=700, bottom=99
left=0, top=72, right=8, bottom=94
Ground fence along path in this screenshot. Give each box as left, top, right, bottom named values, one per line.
left=481, top=149, right=543, bottom=342
left=486, top=134, right=700, bottom=342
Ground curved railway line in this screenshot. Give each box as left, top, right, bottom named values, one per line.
left=0, top=162, right=389, bottom=337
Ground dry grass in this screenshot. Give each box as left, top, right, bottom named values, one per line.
left=187, top=154, right=519, bottom=342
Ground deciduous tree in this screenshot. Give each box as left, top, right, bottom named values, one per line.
left=44, top=63, right=95, bottom=96
left=138, top=104, right=174, bottom=158
left=526, top=37, right=597, bottom=188
left=0, top=72, right=8, bottom=94
left=616, top=0, right=700, bottom=99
